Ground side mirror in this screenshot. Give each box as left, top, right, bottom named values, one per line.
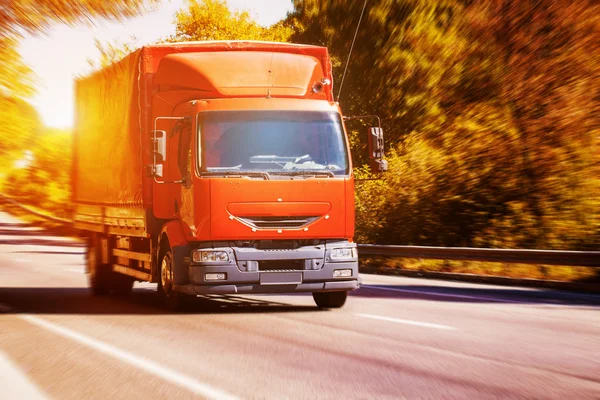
left=150, top=116, right=187, bottom=183
left=368, top=127, right=388, bottom=172
left=154, top=164, right=164, bottom=178
left=149, top=130, right=167, bottom=179
left=152, top=130, right=167, bottom=162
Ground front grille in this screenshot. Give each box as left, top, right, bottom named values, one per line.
left=233, top=239, right=324, bottom=249
left=259, top=259, right=304, bottom=271
left=238, top=216, right=318, bottom=229
left=256, top=240, right=298, bottom=250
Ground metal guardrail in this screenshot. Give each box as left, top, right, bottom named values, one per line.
left=0, top=193, right=72, bottom=225
left=1, top=193, right=598, bottom=267
left=358, top=244, right=600, bottom=267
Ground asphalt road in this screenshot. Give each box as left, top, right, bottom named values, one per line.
left=1, top=210, right=599, bottom=399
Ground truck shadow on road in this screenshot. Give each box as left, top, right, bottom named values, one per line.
left=0, top=287, right=323, bottom=315
left=353, top=284, right=600, bottom=307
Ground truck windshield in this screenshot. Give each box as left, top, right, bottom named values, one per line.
left=199, top=111, right=349, bottom=176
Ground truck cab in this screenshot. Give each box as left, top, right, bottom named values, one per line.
left=152, top=48, right=358, bottom=308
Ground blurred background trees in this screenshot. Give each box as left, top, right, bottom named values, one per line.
left=287, top=0, right=599, bottom=250
left=0, top=0, right=154, bottom=211
left=4, top=129, right=72, bottom=216
left=0, top=0, right=156, bottom=39
left=1, top=0, right=598, bottom=252
left=171, top=0, right=293, bottom=42
left=88, top=36, right=140, bottom=69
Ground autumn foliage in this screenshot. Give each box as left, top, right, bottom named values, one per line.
left=288, top=0, right=600, bottom=251
left=171, top=0, right=293, bottom=42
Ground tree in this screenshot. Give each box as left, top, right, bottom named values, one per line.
left=466, top=0, right=600, bottom=249
left=0, top=38, right=35, bottom=98
left=0, top=38, right=38, bottom=155
left=288, top=1, right=492, bottom=157
left=0, top=0, right=157, bottom=40
left=4, top=127, right=72, bottom=214
left=171, top=0, right=293, bottom=42
left=88, top=36, right=139, bottom=69
left=289, top=0, right=600, bottom=250
left=0, top=95, right=41, bottom=155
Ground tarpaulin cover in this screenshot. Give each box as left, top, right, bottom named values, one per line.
left=73, top=49, right=145, bottom=207
left=73, top=41, right=332, bottom=208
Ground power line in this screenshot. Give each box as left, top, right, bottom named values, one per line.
left=336, top=0, right=368, bottom=102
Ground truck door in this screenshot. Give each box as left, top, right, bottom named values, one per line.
left=152, top=118, right=189, bottom=220
left=178, top=121, right=194, bottom=227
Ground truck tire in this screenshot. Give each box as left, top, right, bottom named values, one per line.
left=88, top=238, right=111, bottom=296
left=158, top=250, right=191, bottom=311
left=313, top=291, right=348, bottom=309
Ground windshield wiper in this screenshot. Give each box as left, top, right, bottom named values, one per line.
left=271, top=170, right=335, bottom=178
left=250, top=154, right=314, bottom=166
left=201, top=171, right=271, bottom=180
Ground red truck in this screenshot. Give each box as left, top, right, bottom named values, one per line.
left=73, top=41, right=386, bottom=309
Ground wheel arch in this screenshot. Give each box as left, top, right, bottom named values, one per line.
left=157, top=220, right=191, bottom=286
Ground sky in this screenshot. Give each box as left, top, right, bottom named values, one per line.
left=18, top=0, right=293, bottom=128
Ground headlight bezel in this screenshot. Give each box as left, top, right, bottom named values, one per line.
left=329, top=247, right=358, bottom=261
left=192, top=250, right=230, bottom=263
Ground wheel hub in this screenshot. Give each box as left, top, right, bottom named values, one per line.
left=161, top=257, right=172, bottom=294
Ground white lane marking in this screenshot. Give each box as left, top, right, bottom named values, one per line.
left=356, top=313, right=457, bottom=331
left=0, top=350, right=49, bottom=400
left=0, top=303, right=48, bottom=399
left=21, top=315, right=239, bottom=400
left=363, top=285, right=522, bottom=304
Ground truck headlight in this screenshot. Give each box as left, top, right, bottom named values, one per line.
left=330, top=247, right=358, bottom=260
left=192, top=250, right=229, bottom=263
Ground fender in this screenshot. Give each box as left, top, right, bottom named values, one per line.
left=158, top=220, right=191, bottom=285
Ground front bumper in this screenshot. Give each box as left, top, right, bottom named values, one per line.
left=175, top=278, right=360, bottom=295
left=181, top=243, right=360, bottom=295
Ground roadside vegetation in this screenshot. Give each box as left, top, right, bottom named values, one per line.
left=360, top=258, right=598, bottom=284
left=0, top=0, right=598, bottom=282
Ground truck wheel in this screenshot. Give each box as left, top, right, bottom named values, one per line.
left=88, top=238, right=110, bottom=296
left=158, top=250, right=189, bottom=311
left=313, top=291, right=348, bottom=309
